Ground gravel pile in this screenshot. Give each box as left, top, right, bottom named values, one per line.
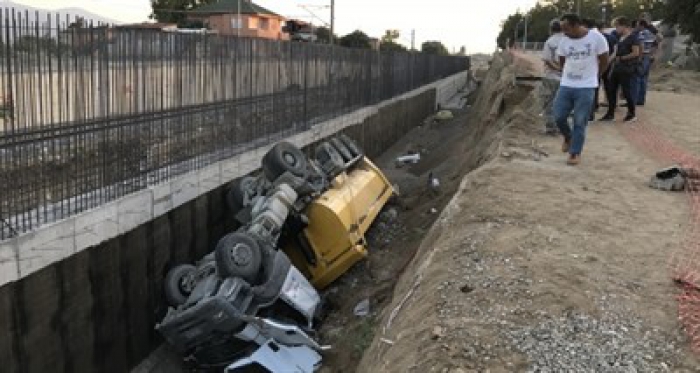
left=366, top=207, right=407, bottom=248
left=505, top=308, right=682, bottom=372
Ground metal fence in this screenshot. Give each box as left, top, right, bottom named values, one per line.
left=0, top=9, right=469, bottom=240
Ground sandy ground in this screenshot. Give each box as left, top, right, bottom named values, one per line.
left=646, top=70, right=700, bottom=158
left=358, top=55, right=700, bottom=372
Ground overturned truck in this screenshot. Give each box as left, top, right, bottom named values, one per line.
left=156, top=134, right=394, bottom=372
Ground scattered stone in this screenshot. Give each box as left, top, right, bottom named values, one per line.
left=435, top=110, right=454, bottom=121
left=432, top=325, right=446, bottom=340
left=353, top=298, right=370, bottom=317
left=460, top=284, right=474, bottom=294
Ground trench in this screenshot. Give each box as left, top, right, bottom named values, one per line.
left=0, top=69, right=482, bottom=373
left=123, top=75, right=484, bottom=373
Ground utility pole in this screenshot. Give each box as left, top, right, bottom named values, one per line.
left=576, top=0, right=581, bottom=14
left=411, top=29, right=415, bottom=51
left=523, top=14, right=529, bottom=49
left=330, top=0, right=335, bottom=45
left=237, top=0, right=241, bottom=38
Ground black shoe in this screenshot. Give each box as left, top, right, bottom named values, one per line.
left=623, top=113, right=637, bottom=123
left=599, top=113, right=615, bottom=122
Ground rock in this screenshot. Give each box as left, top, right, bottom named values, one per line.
left=460, top=284, right=474, bottom=294
left=435, top=110, right=454, bottom=121
left=432, top=325, right=446, bottom=340
left=383, top=208, right=398, bottom=222
left=353, top=298, right=370, bottom=317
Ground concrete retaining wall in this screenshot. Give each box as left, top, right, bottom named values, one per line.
left=0, top=70, right=471, bottom=373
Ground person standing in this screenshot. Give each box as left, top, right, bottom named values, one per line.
left=600, top=17, right=641, bottom=123
left=541, top=20, right=564, bottom=135
left=635, top=19, right=661, bottom=105
left=583, top=18, right=616, bottom=121
left=553, top=13, right=610, bottom=166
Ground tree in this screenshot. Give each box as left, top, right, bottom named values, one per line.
left=421, top=41, right=449, bottom=55
left=339, top=30, right=372, bottom=49
left=662, top=0, right=700, bottom=43
left=496, top=0, right=668, bottom=49
left=151, top=0, right=217, bottom=25
left=380, top=29, right=407, bottom=52
left=315, top=27, right=336, bottom=44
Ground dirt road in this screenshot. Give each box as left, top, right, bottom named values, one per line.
left=358, top=54, right=699, bottom=372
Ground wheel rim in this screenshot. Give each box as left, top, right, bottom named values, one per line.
left=231, top=243, right=252, bottom=267
left=179, top=273, right=195, bottom=294
left=283, top=151, right=298, bottom=167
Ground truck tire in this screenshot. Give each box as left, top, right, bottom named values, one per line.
left=226, top=176, right=256, bottom=213
left=339, top=134, right=363, bottom=158
left=262, top=142, right=308, bottom=182
left=330, top=137, right=353, bottom=163
left=164, top=264, right=197, bottom=307
left=215, top=232, right=262, bottom=283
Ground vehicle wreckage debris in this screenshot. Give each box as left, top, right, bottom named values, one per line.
left=155, top=135, right=395, bottom=372
left=649, top=166, right=699, bottom=192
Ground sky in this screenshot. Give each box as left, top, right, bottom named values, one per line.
left=5, top=0, right=540, bottom=53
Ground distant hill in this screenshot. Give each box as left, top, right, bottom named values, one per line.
left=0, top=1, right=121, bottom=26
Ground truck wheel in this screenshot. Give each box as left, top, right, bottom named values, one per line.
left=339, top=134, right=363, bottom=158
left=226, top=176, right=256, bottom=213
left=330, top=137, right=353, bottom=163
left=262, top=142, right=308, bottom=181
left=164, top=264, right=197, bottom=307
left=215, top=232, right=262, bottom=283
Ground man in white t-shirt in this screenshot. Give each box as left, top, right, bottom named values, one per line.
left=553, top=13, right=610, bottom=165
left=540, top=20, right=564, bottom=135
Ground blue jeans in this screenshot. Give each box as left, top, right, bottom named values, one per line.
left=553, top=86, right=596, bottom=155
left=636, top=55, right=652, bottom=104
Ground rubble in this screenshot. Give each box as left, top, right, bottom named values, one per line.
left=353, top=299, right=371, bottom=317
left=648, top=165, right=699, bottom=192
left=435, top=110, right=455, bottom=121
left=505, top=308, right=682, bottom=372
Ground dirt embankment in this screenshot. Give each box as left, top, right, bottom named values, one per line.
left=357, top=53, right=699, bottom=372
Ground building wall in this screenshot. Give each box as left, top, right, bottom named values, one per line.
left=206, top=13, right=287, bottom=40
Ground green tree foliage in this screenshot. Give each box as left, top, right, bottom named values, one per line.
left=151, top=0, right=217, bottom=25
left=496, top=0, right=667, bottom=49
left=421, top=41, right=449, bottom=55
left=662, top=0, right=700, bottom=43
left=339, top=30, right=372, bottom=49
left=315, top=27, right=336, bottom=44
left=380, top=29, right=407, bottom=52
left=14, top=36, right=59, bottom=54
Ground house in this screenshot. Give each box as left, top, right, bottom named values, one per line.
left=189, top=0, right=288, bottom=40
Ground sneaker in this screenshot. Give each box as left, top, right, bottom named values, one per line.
left=623, top=113, right=638, bottom=123
left=567, top=154, right=581, bottom=166
left=562, top=139, right=571, bottom=153
left=599, top=113, right=615, bottom=122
